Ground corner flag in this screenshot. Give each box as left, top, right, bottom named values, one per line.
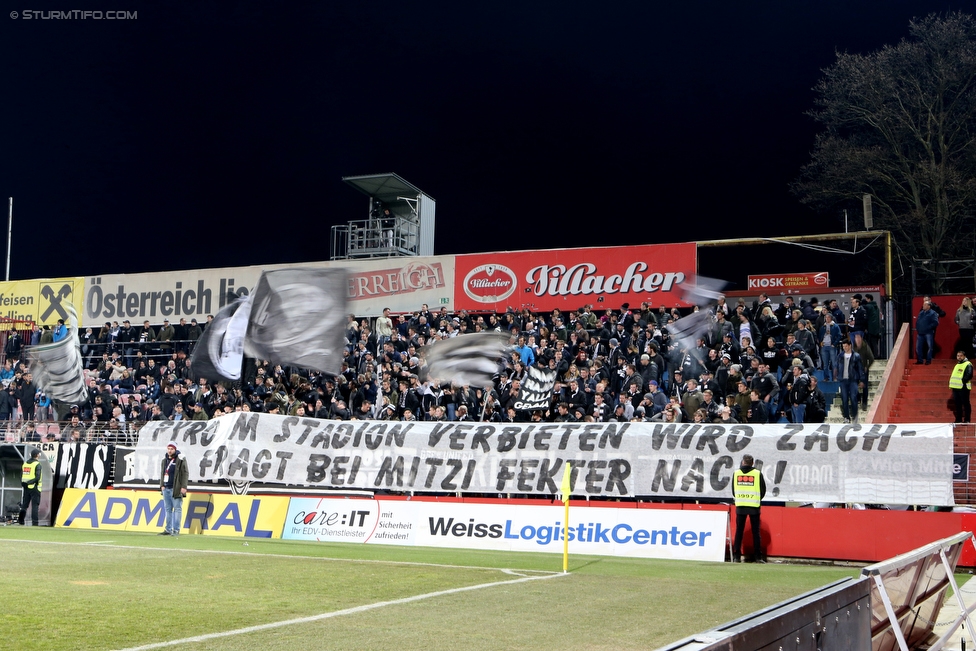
left=561, top=463, right=572, bottom=505
left=561, top=463, right=572, bottom=572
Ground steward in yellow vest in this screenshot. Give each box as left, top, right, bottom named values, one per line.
left=731, top=454, right=766, bottom=563
left=950, top=350, right=973, bottom=423
left=18, top=449, right=43, bottom=526
left=949, top=355, right=973, bottom=390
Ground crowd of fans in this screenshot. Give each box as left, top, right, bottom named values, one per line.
left=0, top=292, right=887, bottom=445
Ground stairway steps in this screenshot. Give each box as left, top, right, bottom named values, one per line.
left=877, top=358, right=966, bottom=423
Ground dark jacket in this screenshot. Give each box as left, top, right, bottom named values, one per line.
left=15, top=381, right=36, bottom=411
left=806, top=387, right=827, bottom=423
left=864, top=301, right=882, bottom=336
left=4, top=333, right=22, bottom=360
left=160, top=451, right=189, bottom=494
left=818, top=322, right=842, bottom=347
left=117, top=325, right=136, bottom=345
left=747, top=399, right=768, bottom=424
left=916, top=308, right=940, bottom=335
left=0, top=388, right=16, bottom=415
left=835, top=351, right=865, bottom=383
left=157, top=393, right=180, bottom=418
left=788, top=372, right=811, bottom=406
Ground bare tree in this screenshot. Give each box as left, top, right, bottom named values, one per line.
left=793, top=12, right=976, bottom=293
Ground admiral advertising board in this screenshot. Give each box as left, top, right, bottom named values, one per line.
left=56, top=488, right=289, bottom=537
left=55, top=490, right=725, bottom=561
left=453, top=244, right=697, bottom=313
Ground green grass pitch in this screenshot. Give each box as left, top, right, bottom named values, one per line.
left=0, top=527, right=861, bottom=651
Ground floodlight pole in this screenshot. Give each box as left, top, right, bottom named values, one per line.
left=6, top=197, right=12, bottom=281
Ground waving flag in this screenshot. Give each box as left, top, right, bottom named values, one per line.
left=424, top=332, right=508, bottom=387
left=190, top=294, right=253, bottom=382
left=28, top=304, right=88, bottom=404
left=681, top=275, right=729, bottom=306
left=244, top=268, right=348, bottom=375
left=513, top=364, right=556, bottom=411
left=670, top=274, right=730, bottom=364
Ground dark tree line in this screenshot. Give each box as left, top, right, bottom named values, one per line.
left=794, top=12, right=976, bottom=294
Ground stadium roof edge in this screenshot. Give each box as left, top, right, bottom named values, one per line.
left=342, top=173, right=432, bottom=203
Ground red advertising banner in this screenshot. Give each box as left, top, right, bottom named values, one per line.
left=747, top=272, right=829, bottom=292
left=454, top=243, right=697, bottom=312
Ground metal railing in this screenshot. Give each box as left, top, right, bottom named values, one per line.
left=2, top=418, right=142, bottom=447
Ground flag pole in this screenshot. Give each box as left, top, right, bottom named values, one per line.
left=7, top=197, right=12, bottom=281
left=561, top=463, right=572, bottom=573
left=562, top=494, right=570, bottom=573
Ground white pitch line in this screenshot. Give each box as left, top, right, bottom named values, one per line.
left=112, top=572, right=566, bottom=651
left=0, top=537, right=560, bottom=575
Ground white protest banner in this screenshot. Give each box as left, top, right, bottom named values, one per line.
left=281, top=498, right=727, bottom=561
left=132, top=415, right=955, bottom=505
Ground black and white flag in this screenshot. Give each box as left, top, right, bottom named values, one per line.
left=513, top=364, right=556, bottom=411
left=667, top=310, right=712, bottom=353
left=424, top=332, right=508, bottom=388
left=28, top=305, right=88, bottom=405
left=244, top=268, right=348, bottom=376
left=670, top=274, right=729, bottom=366
left=190, top=294, right=253, bottom=383
left=680, top=275, right=729, bottom=306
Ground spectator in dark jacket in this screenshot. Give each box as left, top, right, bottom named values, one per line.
left=0, top=385, right=16, bottom=420
left=836, top=339, right=865, bottom=423
left=15, top=373, right=36, bottom=421
left=915, top=301, right=940, bottom=365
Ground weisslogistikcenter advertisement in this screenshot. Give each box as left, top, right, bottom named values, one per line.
left=282, top=498, right=727, bottom=562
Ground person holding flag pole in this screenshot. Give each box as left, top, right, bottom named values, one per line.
left=561, top=462, right=572, bottom=573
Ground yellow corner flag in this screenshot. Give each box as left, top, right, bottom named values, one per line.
left=561, top=462, right=571, bottom=573
left=561, top=462, right=572, bottom=505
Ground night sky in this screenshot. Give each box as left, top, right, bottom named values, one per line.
left=1, top=1, right=964, bottom=281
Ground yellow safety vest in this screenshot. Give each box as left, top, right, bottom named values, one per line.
left=949, top=361, right=972, bottom=390
left=21, top=460, right=41, bottom=490
left=733, top=468, right=761, bottom=508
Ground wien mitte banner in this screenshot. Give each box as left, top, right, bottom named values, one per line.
left=453, top=243, right=697, bottom=313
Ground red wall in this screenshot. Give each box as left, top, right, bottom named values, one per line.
left=865, top=323, right=910, bottom=424
left=739, top=506, right=976, bottom=566
left=912, top=294, right=972, bottom=360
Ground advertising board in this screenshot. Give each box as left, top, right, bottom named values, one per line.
left=83, top=257, right=455, bottom=326
left=281, top=498, right=727, bottom=561
left=453, top=244, right=697, bottom=313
